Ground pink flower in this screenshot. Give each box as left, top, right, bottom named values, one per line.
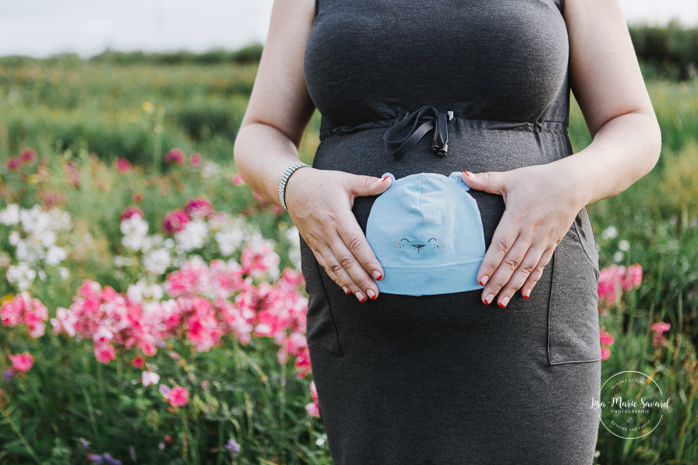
left=167, top=386, right=189, bottom=407
left=116, top=157, right=132, bottom=173
left=305, top=402, right=320, bottom=417
left=309, top=380, right=318, bottom=403
left=19, top=148, right=37, bottom=165
left=133, top=192, right=143, bottom=202
left=599, top=326, right=614, bottom=347
left=9, top=352, right=34, bottom=372
left=163, top=209, right=191, bottom=235
left=190, top=153, right=202, bottom=166
left=164, top=148, right=185, bottom=164
left=231, top=174, right=245, bottom=186
left=164, top=434, right=174, bottom=443
left=598, top=263, right=644, bottom=312
left=120, top=206, right=144, bottom=221
left=65, top=161, right=81, bottom=187
left=240, top=240, right=280, bottom=279
left=142, top=371, right=160, bottom=386
left=623, top=264, right=643, bottom=291
left=50, top=307, right=77, bottom=337
left=650, top=321, right=671, bottom=347
left=133, top=355, right=145, bottom=369
left=600, top=347, right=611, bottom=361
left=1, top=292, right=49, bottom=338
left=6, top=156, right=21, bottom=170
left=651, top=322, right=671, bottom=334
left=185, top=197, right=214, bottom=219
left=94, top=344, right=116, bottom=364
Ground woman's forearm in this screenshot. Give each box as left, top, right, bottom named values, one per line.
left=555, top=111, right=662, bottom=209
left=233, top=122, right=310, bottom=208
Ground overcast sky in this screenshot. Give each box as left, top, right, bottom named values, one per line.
left=0, top=0, right=696, bottom=58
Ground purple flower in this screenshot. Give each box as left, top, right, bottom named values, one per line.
left=80, top=437, right=90, bottom=449
left=4, top=368, right=14, bottom=381
left=225, top=438, right=240, bottom=454
left=88, top=454, right=104, bottom=464
left=159, top=384, right=171, bottom=395
left=103, top=453, right=122, bottom=465
left=129, top=446, right=137, bottom=462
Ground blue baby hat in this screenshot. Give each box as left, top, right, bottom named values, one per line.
left=365, top=171, right=486, bottom=296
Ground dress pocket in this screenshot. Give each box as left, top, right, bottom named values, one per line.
left=546, top=209, right=602, bottom=365
left=299, top=232, right=343, bottom=357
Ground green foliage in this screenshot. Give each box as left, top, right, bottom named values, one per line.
left=629, top=21, right=698, bottom=80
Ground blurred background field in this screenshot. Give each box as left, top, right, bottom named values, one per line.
left=0, top=22, right=697, bottom=465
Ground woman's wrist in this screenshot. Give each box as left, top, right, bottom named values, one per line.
left=282, top=164, right=316, bottom=214
left=278, top=161, right=311, bottom=210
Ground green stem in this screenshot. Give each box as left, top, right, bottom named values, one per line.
left=0, top=404, right=41, bottom=464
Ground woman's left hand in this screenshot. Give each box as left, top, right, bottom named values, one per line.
left=461, top=162, right=587, bottom=308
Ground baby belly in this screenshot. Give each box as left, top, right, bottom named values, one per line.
left=311, top=120, right=571, bottom=244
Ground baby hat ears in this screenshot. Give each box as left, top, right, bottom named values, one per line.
left=449, top=171, right=470, bottom=191
left=380, top=172, right=397, bottom=184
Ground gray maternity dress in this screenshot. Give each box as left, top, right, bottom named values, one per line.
left=299, top=0, right=603, bottom=463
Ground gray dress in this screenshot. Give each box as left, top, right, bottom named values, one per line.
left=300, top=0, right=603, bottom=463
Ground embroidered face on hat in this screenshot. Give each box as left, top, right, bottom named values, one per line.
left=365, top=171, right=486, bottom=296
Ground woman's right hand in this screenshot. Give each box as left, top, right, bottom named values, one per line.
left=284, top=166, right=392, bottom=302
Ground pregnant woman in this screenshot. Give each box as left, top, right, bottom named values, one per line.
left=233, top=0, right=661, bottom=463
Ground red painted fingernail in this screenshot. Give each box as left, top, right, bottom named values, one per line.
left=463, top=170, right=470, bottom=177
left=381, top=175, right=390, bottom=182
left=344, top=288, right=350, bottom=295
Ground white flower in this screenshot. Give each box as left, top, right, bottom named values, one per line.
left=7, top=262, right=37, bottom=291
left=142, top=371, right=160, bottom=386
left=127, top=281, right=146, bottom=303
left=602, top=226, right=618, bottom=241
left=201, top=160, right=220, bottom=178
left=38, top=269, right=47, bottom=281
left=9, top=230, right=20, bottom=246
left=122, top=234, right=146, bottom=252
left=45, top=245, right=67, bottom=266
left=15, top=241, right=39, bottom=264
left=120, top=216, right=149, bottom=240
left=144, top=283, right=164, bottom=301
left=618, top=239, right=630, bottom=252
left=175, top=219, right=209, bottom=252
left=286, top=226, right=301, bottom=269
left=143, top=248, right=172, bottom=275
left=613, top=251, right=624, bottom=263
left=40, top=230, right=57, bottom=248
left=58, top=267, right=69, bottom=280
left=0, top=204, right=20, bottom=225
left=215, top=228, right=245, bottom=256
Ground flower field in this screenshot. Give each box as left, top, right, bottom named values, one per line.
left=0, top=56, right=697, bottom=464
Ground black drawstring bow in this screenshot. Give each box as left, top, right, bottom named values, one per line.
left=383, top=105, right=454, bottom=161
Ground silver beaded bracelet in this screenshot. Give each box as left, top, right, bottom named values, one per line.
left=278, top=161, right=311, bottom=211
